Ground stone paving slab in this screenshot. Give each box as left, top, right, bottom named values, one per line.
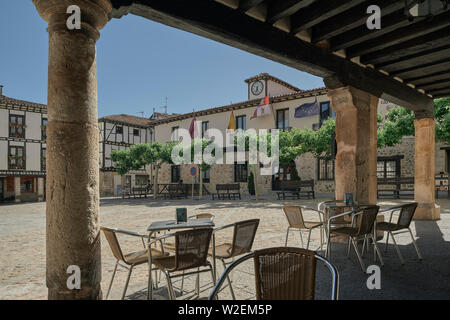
left=0, top=197, right=449, bottom=300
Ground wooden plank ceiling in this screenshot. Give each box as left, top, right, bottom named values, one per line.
left=110, top=0, right=450, bottom=117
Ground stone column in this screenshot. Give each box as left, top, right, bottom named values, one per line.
left=33, top=0, right=111, bottom=299
left=37, top=177, right=45, bottom=202
left=14, top=177, right=21, bottom=203
left=328, top=86, right=378, bottom=205
left=414, top=118, right=440, bottom=220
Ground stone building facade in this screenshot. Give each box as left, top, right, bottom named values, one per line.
left=150, top=74, right=449, bottom=196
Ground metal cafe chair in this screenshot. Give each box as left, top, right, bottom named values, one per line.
left=377, top=202, right=422, bottom=264
left=175, top=213, right=215, bottom=294
left=209, top=247, right=339, bottom=300
left=326, top=205, right=384, bottom=272
left=148, top=228, right=215, bottom=300
left=100, top=226, right=168, bottom=300
left=208, top=219, right=260, bottom=300
left=282, top=206, right=324, bottom=250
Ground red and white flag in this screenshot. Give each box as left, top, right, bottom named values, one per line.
left=250, top=96, right=272, bottom=120
left=189, top=112, right=199, bottom=139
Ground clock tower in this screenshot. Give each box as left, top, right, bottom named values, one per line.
left=245, top=73, right=301, bottom=100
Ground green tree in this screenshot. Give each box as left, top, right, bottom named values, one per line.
left=149, top=141, right=179, bottom=199
left=377, top=98, right=450, bottom=147
left=110, top=148, right=135, bottom=198
left=184, top=138, right=217, bottom=200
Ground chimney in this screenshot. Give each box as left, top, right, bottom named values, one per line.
left=0, top=85, right=3, bottom=96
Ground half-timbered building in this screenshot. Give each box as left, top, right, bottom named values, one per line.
left=98, top=114, right=155, bottom=196
left=0, top=86, right=46, bottom=202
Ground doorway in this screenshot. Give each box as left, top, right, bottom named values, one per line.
left=272, top=160, right=298, bottom=190
left=0, top=178, right=4, bottom=202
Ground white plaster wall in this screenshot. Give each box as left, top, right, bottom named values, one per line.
left=0, top=109, right=8, bottom=137
left=154, top=93, right=329, bottom=142
left=25, top=111, right=41, bottom=140
left=26, top=142, right=41, bottom=171
left=0, top=141, right=7, bottom=170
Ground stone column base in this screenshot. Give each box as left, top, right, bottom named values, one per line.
left=414, top=203, right=440, bottom=220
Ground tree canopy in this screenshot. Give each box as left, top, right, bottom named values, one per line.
left=377, top=98, right=450, bottom=147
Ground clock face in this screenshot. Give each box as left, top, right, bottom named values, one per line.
left=251, top=81, right=264, bottom=96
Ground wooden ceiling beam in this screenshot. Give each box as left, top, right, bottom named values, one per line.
left=238, top=0, right=266, bottom=12
left=427, top=87, right=450, bottom=95
left=312, top=0, right=403, bottom=43
left=346, top=9, right=450, bottom=58
left=290, top=0, right=364, bottom=35
left=361, top=27, right=450, bottom=67
left=390, top=57, right=450, bottom=77
left=418, top=79, right=450, bottom=91
left=266, top=0, right=315, bottom=25
left=404, top=70, right=450, bottom=83
left=109, top=0, right=434, bottom=115
left=331, top=9, right=417, bottom=52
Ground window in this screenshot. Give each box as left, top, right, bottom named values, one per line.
left=41, top=148, right=46, bottom=171
left=171, top=126, right=179, bottom=141
left=20, top=177, right=34, bottom=193
left=116, top=126, right=123, bottom=134
left=236, top=115, right=246, bottom=130
left=41, top=118, right=47, bottom=141
left=8, top=146, right=25, bottom=170
left=234, top=162, right=248, bottom=182
left=135, top=175, right=149, bottom=186
left=133, top=129, right=140, bottom=137
left=201, top=121, right=209, bottom=138
left=9, top=115, right=25, bottom=138
left=274, top=161, right=296, bottom=181
left=377, top=156, right=402, bottom=179
left=319, top=101, right=335, bottom=127
left=171, top=165, right=181, bottom=183
left=202, top=167, right=210, bottom=183
left=276, top=109, right=289, bottom=130
left=318, top=157, right=335, bottom=181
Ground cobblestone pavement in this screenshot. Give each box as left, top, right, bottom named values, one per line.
left=1, top=196, right=449, bottom=300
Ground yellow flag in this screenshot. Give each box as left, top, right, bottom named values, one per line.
left=227, top=110, right=236, bottom=130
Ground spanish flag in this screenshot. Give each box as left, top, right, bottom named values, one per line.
left=227, top=110, right=236, bottom=130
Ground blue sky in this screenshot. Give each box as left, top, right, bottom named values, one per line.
left=0, top=1, right=323, bottom=117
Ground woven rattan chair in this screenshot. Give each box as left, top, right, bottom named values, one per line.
left=377, top=203, right=422, bottom=264
left=208, top=219, right=260, bottom=300
left=101, top=226, right=167, bottom=300
left=326, top=205, right=384, bottom=272
left=209, top=247, right=339, bottom=300
left=282, top=206, right=324, bottom=250
left=148, top=228, right=215, bottom=300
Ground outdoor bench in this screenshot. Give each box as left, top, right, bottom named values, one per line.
left=276, top=180, right=315, bottom=200
left=212, top=184, right=241, bottom=200
left=377, top=177, right=414, bottom=198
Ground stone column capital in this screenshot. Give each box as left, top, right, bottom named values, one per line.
left=414, top=117, right=435, bottom=127
left=327, top=86, right=373, bottom=113
left=33, top=0, right=112, bottom=40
